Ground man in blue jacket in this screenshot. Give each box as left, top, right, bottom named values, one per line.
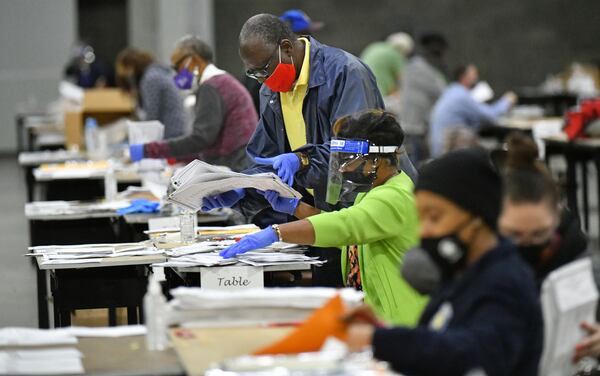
left=202, top=14, right=416, bottom=285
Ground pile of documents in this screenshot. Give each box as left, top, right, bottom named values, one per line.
left=168, top=287, right=364, bottom=327
left=27, top=243, right=164, bottom=265
left=25, top=200, right=131, bottom=218
left=0, top=327, right=82, bottom=375
left=167, top=160, right=302, bottom=211
left=237, top=251, right=322, bottom=267
left=539, top=258, right=598, bottom=376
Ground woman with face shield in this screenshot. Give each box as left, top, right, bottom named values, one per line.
left=345, top=148, right=543, bottom=376
left=216, top=110, right=427, bottom=326
left=497, top=133, right=593, bottom=363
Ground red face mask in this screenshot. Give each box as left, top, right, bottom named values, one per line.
left=264, top=45, right=296, bottom=92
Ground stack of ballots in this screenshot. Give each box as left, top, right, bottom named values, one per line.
left=27, top=243, right=164, bottom=266
left=167, top=287, right=364, bottom=327
left=168, top=160, right=302, bottom=211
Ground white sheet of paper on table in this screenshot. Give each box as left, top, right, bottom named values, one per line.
left=0, top=328, right=77, bottom=346
left=0, top=348, right=84, bottom=375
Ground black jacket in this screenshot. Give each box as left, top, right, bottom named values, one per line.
left=372, top=240, right=543, bottom=376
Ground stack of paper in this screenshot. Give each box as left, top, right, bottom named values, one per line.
left=27, top=243, right=164, bottom=265
left=237, top=252, right=322, bottom=267
left=0, top=327, right=77, bottom=346
left=25, top=200, right=131, bottom=218
left=539, top=258, right=599, bottom=376
left=165, top=241, right=236, bottom=257
left=167, top=287, right=364, bottom=327
left=0, top=348, right=84, bottom=375
left=153, top=253, right=239, bottom=268
left=167, top=160, right=301, bottom=211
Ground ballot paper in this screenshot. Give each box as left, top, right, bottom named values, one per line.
left=166, top=241, right=236, bottom=257
left=236, top=252, right=322, bottom=267
left=153, top=253, right=239, bottom=267
left=127, top=120, right=164, bottom=144
left=0, top=327, right=77, bottom=346
left=27, top=242, right=164, bottom=265
left=167, top=160, right=301, bottom=211
left=0, top=348, right=84, bottom=375
left=539, top=258, right=598, bottom=376
left=471, top=81, right=494, bottom=103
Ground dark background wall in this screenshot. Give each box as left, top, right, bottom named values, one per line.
left=214, top=0, right=600, bottom=94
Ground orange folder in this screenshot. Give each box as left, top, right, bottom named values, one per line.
left=253, top=294, right=348, bottom=355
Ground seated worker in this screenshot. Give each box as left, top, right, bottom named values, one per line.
left=345, top=148, right=543, bottom=376
left=496, top=133, right=592, bottom=363
left=116, top=47, right=186, bottom=139
left=429, top=64, right=517, bottom=157
left=215, top=110, right=427, bottom=326
left=129, top=36, right=258, bottom=171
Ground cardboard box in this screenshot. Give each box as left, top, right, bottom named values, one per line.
left=64, top=88, right=134, bottom=149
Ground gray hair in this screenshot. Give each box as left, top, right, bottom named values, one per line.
left=239, top=13, right=296, bottom=48
left=175, top=35, right=213, bottom=63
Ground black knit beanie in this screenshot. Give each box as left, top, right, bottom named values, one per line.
left=415, top=148, right=502, bottom=230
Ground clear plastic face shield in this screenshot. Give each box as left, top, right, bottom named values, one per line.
left=326, top=138, right=399, bottom=205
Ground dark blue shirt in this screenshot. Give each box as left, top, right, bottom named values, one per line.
left=373, top=240, right=543, bottom=376
left=238, top=37, right=417, bottom=218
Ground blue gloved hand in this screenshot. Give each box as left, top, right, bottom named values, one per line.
left=200, top=188, right=246, bottom=212
left=116, top=199, right=160, bottom=215
left=129, top=144, right=145, bottom=162
left=219, top=227, right=278, bottom=259
left=257, top=190, right=300, bottom=216
left=254, top=153, right=300, bottom=186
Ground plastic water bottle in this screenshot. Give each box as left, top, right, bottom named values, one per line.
left=104, top=160, right=118, bottom=201
left=180, top=209, right=197, bottom=244
left=84, top=117, right=99, bottom=156
left=144, top=274, right=168, bottom=351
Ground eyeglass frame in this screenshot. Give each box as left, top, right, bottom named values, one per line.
left=245, top=44, right=281, bottom=80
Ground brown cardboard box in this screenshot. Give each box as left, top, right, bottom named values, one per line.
left=64, top=88, right=134, bottom=149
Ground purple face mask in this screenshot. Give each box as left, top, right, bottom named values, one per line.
left=173, top=68, right=194, bottom=90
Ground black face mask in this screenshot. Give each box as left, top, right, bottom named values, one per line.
left=340, top=159, right=377, bottom=193
left=517, top=239, right=551, bottom=268
left=401, top=218, right=473, bottom=295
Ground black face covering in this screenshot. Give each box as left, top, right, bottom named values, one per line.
left=401, top=218, right=473, bottom=295
left=517, top=239, right=551, bottom=268
left=341, top=159, right=377, bottom=192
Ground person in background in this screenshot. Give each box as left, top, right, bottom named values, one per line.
left=361, top=32, right=413, bottom=97
left=345, top=148, right=543, bottom=376
left=129, top=36, right=257, bottom=171
left=116, top=48, right=187, bottom=140
left=495, top=132, right=592, bottom=364
left=429, top=64, right=517, bottom=157
left=399, top=32, right=449, bottom=164
left=64, top=42, right=113, bottom=88
left=215, top=110, right=427, bottom=325
left=201, top=14, right=417, bottom=286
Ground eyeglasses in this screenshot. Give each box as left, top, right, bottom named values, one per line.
left=245, top=46, right=279, bottom=80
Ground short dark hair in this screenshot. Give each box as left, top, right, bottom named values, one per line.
left=452, top=64, right=471, bottom=82
left=239, top=13, right=297, bottom=49
left=175, top=35, right=213, bottom=63
left=333, top=110, right=404, bottom=165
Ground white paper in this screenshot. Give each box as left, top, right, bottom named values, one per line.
left=0, top=348, right=83, bottom=375
left=0, top=328, right=77, bottom=346
left=127, top=120, right=164, bottom=144
left=201, top=265, right=265, bottom=290
left=167, top=160, right=301, bottom=211
left=59, top=325, right=147, bottom=337
left=539, top=258, right=598, bottom=376
left=471, top=81, right=494, bottom=103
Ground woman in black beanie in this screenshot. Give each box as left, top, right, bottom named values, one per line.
left=344, top=148, right=544, bottom=376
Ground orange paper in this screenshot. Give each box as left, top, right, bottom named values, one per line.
left=253, top=294, right=348, bottom=355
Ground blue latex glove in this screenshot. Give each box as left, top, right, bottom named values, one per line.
left=201, top=188, right=246, bottom=212
left=116, top=199, right=160, bottom=215
left=254, top=153, right=300, bottom=186
left=219, top=227, right=278, bottom=259
left=258, top=190, right=300, bottom=216
left=129, top=144, right=144, bottom=162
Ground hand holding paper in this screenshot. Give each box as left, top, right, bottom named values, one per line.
left=254, top=153, right=300, bottom=186
left=259, top=190, right=300, bottom=216
left=201, top=189, right=246, bottom=212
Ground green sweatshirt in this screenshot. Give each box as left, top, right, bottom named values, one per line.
left=307, top=173, right=427, bottom=326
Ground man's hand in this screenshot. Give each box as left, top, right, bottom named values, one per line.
left=254, top=153, right=301, bottom=186
left=574, top=321, right=600, bottom=363
left=200, top=189, right=246, bottom=212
